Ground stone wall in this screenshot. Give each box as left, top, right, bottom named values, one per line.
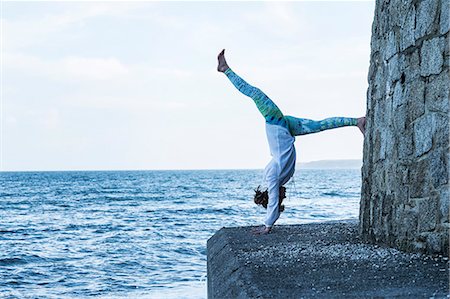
left=360, top=0, right=449, bottom=254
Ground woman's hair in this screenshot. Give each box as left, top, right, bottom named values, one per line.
left=254, top=185, right=286, bottom=212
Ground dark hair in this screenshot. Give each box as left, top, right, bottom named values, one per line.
left=254, top=185, right=286, bottom=212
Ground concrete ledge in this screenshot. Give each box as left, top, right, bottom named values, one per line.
left=207, top=221, right=449, bottom=298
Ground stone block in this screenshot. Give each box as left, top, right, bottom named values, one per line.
left=400, top=205, right=418, bottom=237
left=415, top=0, right=439, bottom=40
left=405, top=80, right=426, bottom=121
left=385, top=31, right=398, bottom=60
left=410, top=147, right=448, bottom=198
left=382, top=192, right=394, bottom=219
left=373, top=67, right=386, bottom=100
left=398, top=133, right=413, bottom=159
left=383, top=129, right=395, bottom=160
left=393, top=202, right=403, bottom=223
left=414, top=114, right=434, bottom=157
left=426, top=233, right=443, bottom=253
left=374, top=100, right=386, bottom=128
left=440, top=0, right=450, bottom=34
left=393, top=104, right=408, bottom=130
left=389, top=0, right=410, bottom=27
left=431, top=113, right=450, bottom=149
left=416, top=197, right=438, bottom=232
left=363, top=138, right=374, bottom=168
left=385, top=168, right=396, bottom=192
left=409, top=158, right=430, bottom=198
left=400, top=50, right=420, bottom=83
left=385, top=94, right=394, bottom=122
left=367, top=86, right=374, bottom=109
left=379, top=131, right=388, bottom=161
left=367, top=52, right=379, bottom=81
left=376, top=2, right=390, bottom=35
left=425, top=71, right=449, bottom=113
left=420, top=37, right=445, bottom=76
left=413, top=112, right=446, bottom=157
left=400, top=5, right=416, bottom=50
left=398, top=167, right=410, bottom=185
left=388, top=54, right=401, bottom=82
left=372, top=166, right=387, bottom=191
left=439, top=185, right=449, bottom=222
left=428, top=148, right=449, bottom=189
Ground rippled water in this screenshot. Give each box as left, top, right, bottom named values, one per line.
left=0, top=169, right=361, bottom=298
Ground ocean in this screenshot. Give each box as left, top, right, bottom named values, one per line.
left=0, top=169, right=361, bottom=299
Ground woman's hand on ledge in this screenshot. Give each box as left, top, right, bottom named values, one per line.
left=251, top=225, right=271, bottom=235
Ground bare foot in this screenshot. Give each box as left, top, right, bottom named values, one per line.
left=217, top=49, right=229, bottom=72
left=357, top=116, right=366, bottom=135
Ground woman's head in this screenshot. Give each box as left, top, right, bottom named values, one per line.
left=254, top=185, right=286, bottom=212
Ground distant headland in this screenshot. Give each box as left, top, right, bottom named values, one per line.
left=298, top=159, right=362, bottom=169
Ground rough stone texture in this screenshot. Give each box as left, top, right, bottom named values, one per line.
left=441, top=0, right=450, bottom=34
left=420, top=37, right=445, bottom=76
left=415, top=0, right=440, bottom=39
left=361, top=0, right=450, bottom=255
left=426, top=70, right=450, bottom=113
left=207, top=222, right=449, bottom=298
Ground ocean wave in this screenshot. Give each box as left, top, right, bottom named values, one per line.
left=0, top=255, right=47, bottom=266
left=0, top=257, right=27, bottom=266
left=320, top=191, right=359, bottom=198
left=0, top=169, right=361, bottom=298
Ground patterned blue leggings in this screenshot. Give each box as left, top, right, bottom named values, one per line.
left=224, top=68, right=358, bottom=136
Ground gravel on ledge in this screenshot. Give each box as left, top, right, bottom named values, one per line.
left=207, top=221, right=449, bottom=298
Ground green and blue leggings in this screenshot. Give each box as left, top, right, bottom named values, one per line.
left=224, top=68, right=358, bottom=136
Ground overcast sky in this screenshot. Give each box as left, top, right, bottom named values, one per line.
left=1, top=1, right=375, bottom=171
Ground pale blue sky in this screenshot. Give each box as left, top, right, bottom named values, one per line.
left=2, top=1, right=375, bottom=171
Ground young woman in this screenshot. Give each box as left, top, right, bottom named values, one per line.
left=217, top=49, right=365, bottom=235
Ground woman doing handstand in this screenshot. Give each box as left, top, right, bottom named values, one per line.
left=217, top=49, right=365, bottom=235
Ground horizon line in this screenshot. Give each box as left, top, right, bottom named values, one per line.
left=0, top=160, right=363, bottom=173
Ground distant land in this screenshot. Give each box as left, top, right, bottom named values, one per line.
left=298, top=159, right=362, bottom=169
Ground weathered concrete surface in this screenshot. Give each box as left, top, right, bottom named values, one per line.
left=207, top=221, right=449, bottom=298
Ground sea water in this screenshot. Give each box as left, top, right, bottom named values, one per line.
left=0, top=169, right=361, bottom=298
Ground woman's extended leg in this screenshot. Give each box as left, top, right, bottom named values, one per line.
left=224, top=68, right=288, bottom=128
left=217, top=50, right=366, bottom=134
left=285, top=115, right=365, bottom=136
left=218, top=50, right=288, bottom=129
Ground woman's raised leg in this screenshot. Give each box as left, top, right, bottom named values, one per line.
left=218, top=50, right=288, bottom=129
